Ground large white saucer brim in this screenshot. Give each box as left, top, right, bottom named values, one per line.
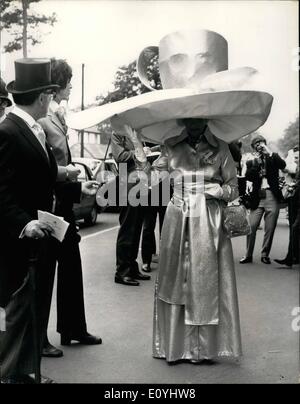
left=66, top=88, right=273, bottom=143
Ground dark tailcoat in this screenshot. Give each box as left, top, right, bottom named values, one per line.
left=0, top=113, right=57, bottom=306
left=0, top=112, right=58, bottom=377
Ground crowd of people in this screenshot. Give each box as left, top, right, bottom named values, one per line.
left=0, top=28, right=298, bottom=383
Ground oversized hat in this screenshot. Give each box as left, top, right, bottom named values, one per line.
left=67, top=29, right=273, bottom=144
left=0, top=78, right=12, bottom=106
left=7, top=58, right=60, bottom=94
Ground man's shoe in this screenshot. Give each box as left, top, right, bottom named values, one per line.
left=40, top=375, right=57, bottom=384
left=29, top=374, right=57, bottom=384
left=42, top=342, right=63, bottom=358
left=261, top=257, right=271, bottom=264
left=61, top=332, right=102, bottom=346
left=274, top=258, right=292, bottom=267
left=134, top=271, right=151, bottom=280
left=142, top=263, right=152, bottom=273
left=239, top=256, right=253, bottom=264
left=115, top=274, right=140, bottom=286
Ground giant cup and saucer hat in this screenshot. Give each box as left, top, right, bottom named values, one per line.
left=7, top=58, right=60, bottom=94
left=67, top=29, right=273, bottom=144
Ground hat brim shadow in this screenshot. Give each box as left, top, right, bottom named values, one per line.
left=66, top=88, right=273, bottom=144
left=6, top=81, right=60, bottom=94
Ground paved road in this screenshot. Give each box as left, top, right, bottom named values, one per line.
left=43, top=210, right=299, bottom=384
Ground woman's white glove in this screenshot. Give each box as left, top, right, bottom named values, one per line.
left=124, top=125, right=147, bottom=163
left=204, top=183, right=224, bottom=199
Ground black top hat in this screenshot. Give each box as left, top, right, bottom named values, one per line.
left=7, top=58, right=60, bottom=94
left=0, top=78, right=12, bottom=106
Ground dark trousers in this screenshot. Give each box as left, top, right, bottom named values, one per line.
left=0, top=276, right=36, bottom=378
left=116, top=204, right=145, bottom=277
left=141, top=206, right=166, bottom=264
left=246, top=190, right=280, bottom=258
left=37, top=219, right=87, bottom=344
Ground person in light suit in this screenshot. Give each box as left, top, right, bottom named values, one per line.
left=39, top=59, right=102, bottom=357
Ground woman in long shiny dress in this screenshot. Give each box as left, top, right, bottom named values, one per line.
left=151, top=118, right=242, bottom=364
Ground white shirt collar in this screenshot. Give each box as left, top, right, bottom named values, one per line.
left=0, top=113, right=7, bottom=124
left=13, top=106, right=36, bottom=129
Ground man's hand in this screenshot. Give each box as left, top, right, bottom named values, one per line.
left=24, top=220, right=54, bottom=239
left=66, top=164, right=81, bottom=181
left=258, top=143, right=272, bottom=156
left=82, top=181, right=100, bottom=196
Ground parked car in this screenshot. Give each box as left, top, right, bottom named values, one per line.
left=93, top=152, right=161, bottom=212
left=72, top=159, right=100, bottom=225
left=71, top=157, right=101, bottom=174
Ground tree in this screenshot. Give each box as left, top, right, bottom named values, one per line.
left=277, top=116, right=299, bottom=155
left=0, top=0, right=57, bottom=57
left=97, top=61, right=149, bottom=105
left=95, top=58, right=162, bottom=138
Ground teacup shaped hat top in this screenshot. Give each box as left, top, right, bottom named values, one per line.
left=67, top=29, right=273, bottom=144
left=138, top=30, right=229, bottom=91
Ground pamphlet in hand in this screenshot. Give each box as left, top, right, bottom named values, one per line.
left=38, top=210, right=69, bottom=242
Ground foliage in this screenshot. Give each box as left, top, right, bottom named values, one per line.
left=144, top=52, right=162, bottom=90
left=277, top=116, right=299, bottom=155
left=0, top=0, right=57, bottom=54
left=97, top=61, right=150, bottom=105
left=95, top=57, right=162, bottom=138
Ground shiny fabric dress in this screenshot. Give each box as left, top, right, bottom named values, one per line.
left=152, top=129, right=242, bottom=362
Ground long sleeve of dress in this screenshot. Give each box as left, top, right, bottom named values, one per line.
left=220, top=144, right=239, bottom=202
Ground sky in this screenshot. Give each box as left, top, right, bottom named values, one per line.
left=0, top=0, right=298, bottom=142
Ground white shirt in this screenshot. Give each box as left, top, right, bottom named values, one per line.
left=13, top=106, right=48, bottom=154
left=13, top=106, right=36, bottom=129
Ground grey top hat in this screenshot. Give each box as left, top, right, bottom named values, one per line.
left=7, top=58, right=60, bottom=94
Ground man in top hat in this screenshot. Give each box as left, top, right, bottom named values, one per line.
left=240, top=134, right=286, bottom=264
left=0, top=58, right=98, bottom=383
left=0, top=78, right=12, bottom=124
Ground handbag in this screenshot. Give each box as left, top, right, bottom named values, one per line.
left=223, top=202, right=251, bottom=238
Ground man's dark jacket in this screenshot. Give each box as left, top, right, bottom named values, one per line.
left=245, top=152, right=286, bottom=210
left=0, top=113, right=80, bottom=306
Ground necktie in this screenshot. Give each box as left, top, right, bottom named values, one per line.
left=32, top=122, right=48, bottom=158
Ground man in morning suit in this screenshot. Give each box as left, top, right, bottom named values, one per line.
left=0, top=59, right=98, bottom=383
